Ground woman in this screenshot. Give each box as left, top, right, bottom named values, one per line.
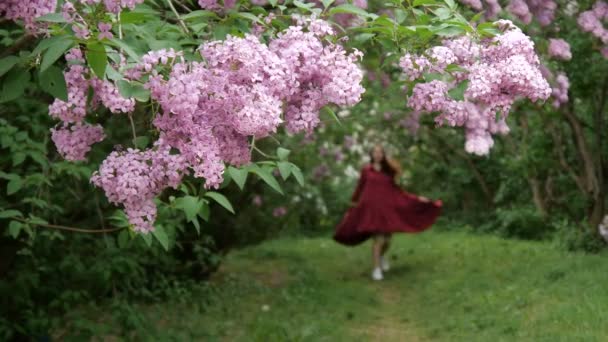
left=334, top=145, right=442, bottom=280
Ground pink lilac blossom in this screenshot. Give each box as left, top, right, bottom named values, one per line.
left=98, top=22, right=114, bottom=40
left=548, top=38, right=572, bottom=60
left=53, top=19, right=363, bottom=232
left=269, top=17, right=364, bottom=134
left=73, top=25, right=91, bottom=39
left=91, top=145, right=186, bottom=233
left=343, top=135, right=355, bottom=149
left=198, top=0, right=236, bottom=11
left=49, top=48, right=135, bottom=122
left=79, top=0, right=144, bottom=13
left=51, top=123, right=105, bottom=161
left=507, top=0, right=557, bottom=26
left=400, top=111, right=422, bottom=136
left=578, top=1, right=608, bottom=58
left=0, top=0, right=57, bottom=32
left=313, top=164, right=330, bottom=181
left=272, top=206, right=287, bottom=217
left=49, top=49, right=89, bottom=124
left=91, top=78, right=136, bottom=114
left=551, top=73, right=570, bottom=108
left=400, top=21, right=550, bottom=156
left=252, top=195, right=263, bottom=207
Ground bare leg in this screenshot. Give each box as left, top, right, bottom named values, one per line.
left=372, top=234, right=385, bottom=270
left=381, top=234, right=392, bottom=256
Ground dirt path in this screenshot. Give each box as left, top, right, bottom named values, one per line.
left=345, top=282, right=429, bottom=341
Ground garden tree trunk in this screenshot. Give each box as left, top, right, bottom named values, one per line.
left=429, top=134, right=494, bottom=207
left=563, top=103, right=605, bottom=229
left=528, top=177, right=548, bottom=218
left=517, top=114, right=549, bottom=219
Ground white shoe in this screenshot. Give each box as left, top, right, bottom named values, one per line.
left=372, top=267, right=383, bottom=281
left=381, top=256, right=390, bottom=272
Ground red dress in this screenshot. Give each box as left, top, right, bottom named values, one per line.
left=334, top=165, right=442, bottom=246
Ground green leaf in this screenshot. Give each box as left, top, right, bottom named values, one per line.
left=107, top=38, right=140, bottom=61
left=0, top=209, right=22, bottom=218
left=152, top=225, right=169, bottom=251
left=250, top=165, right=283, bottom=194
left=117, top=229, right=130, bottom=248
left=174, top=195, right=202, bottom=221
left=277, top=161, right=291, bottom=180
left=12, top=152, right=26, bottom=166
left=235, top=12, right=263, bottom=24
left=470, top=11, right=484, bottom=23
left=106, top=64, right=123, bottom=81
left=268, top=0, right=278, bottom=6
left=445, top=63, right=467, bottom=73
left=0, top=68, right=30, bottom=103
left=141, top=232, right=152, bottom=246
left=432, top=25, right=464, bottom=37
left=148, top=40, right=182, bottom=52
left=119, top=11, right=150, bottom=24
left=204, top=191, right=234, bottom=214
left=448, top=80, right=469, bottom=101
left=36, top=13, right=68, bottom=23
left=40, top=38, right=74, bottom=73
left=322, top=0, right=335, bottom=8
left=289, top=163, right=304, bottom=186
left=191, top=216, right=201, bottom=234
left=423, top=72, right=444, bottom=82
left=0, top=56, right=19, bottom=78
left=329, top=4, right=375, bottom=18
left=277, top=147, right=290, bottom=161
left=413, top=0, right=439, bottom=6
left=134, top=136, right=150, bottom=149
left=182, top=10, right=219, bottom=20
left=321, top=106, right=341, bottom=125
left=8, top=221, right=22, bottom=238
left=199, top=201, right=210, bottom=221
left=7, top=177, right=23, bottom=195
left=39, top=65, right=68, bottom=101
left=86, top=42, right=108, bottom=79
left=293, top=0, right=316, bottom=11
left=227, top=166, right=248, bottom=190
left=431, top=7, right=452, bottom=20
left=444, top=0, right=456, bottom=9
left=117, top=80, right=149, bottom=101
left=355, top=33, right=375, bottom=43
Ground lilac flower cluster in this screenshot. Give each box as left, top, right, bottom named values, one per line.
left=548, top=38, right=572, bottom=61
left=400, top=21, right=551, bottom=155
left=272, top=206, right=288, bottom=217
left=198, top=0, right=237, bottom=12
left=270, top=17, right=364, bottom=134
left=459, top=0, right=556, bottom=26
left=507, top=0, right=557, bottom=26
left=76, top=0, right=144, bottom=13
left=91, top=145, right=186, bottom=233
left=49, top=48, right=135, bottom=160
left=84, top=18, right=362, bottom=232
left=578, top=1, right=608, bottom=58
left=551, top=73, right=570, bottom=108
left=51, top=123, right=105, bottom=161
left=458, top=0, right=501, bottom=19
left=0, top=0, right=57, bottom=32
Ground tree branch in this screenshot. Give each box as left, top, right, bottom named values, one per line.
left=12, top=217, right=124, bottom=234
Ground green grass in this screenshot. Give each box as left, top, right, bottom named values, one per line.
left=61, top=231, right=608, bottom=341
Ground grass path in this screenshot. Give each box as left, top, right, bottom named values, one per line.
left=66, top=231, right=608, bottom=340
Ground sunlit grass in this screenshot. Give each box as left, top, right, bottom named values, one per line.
left=62, top=231, right=608, bottom=341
